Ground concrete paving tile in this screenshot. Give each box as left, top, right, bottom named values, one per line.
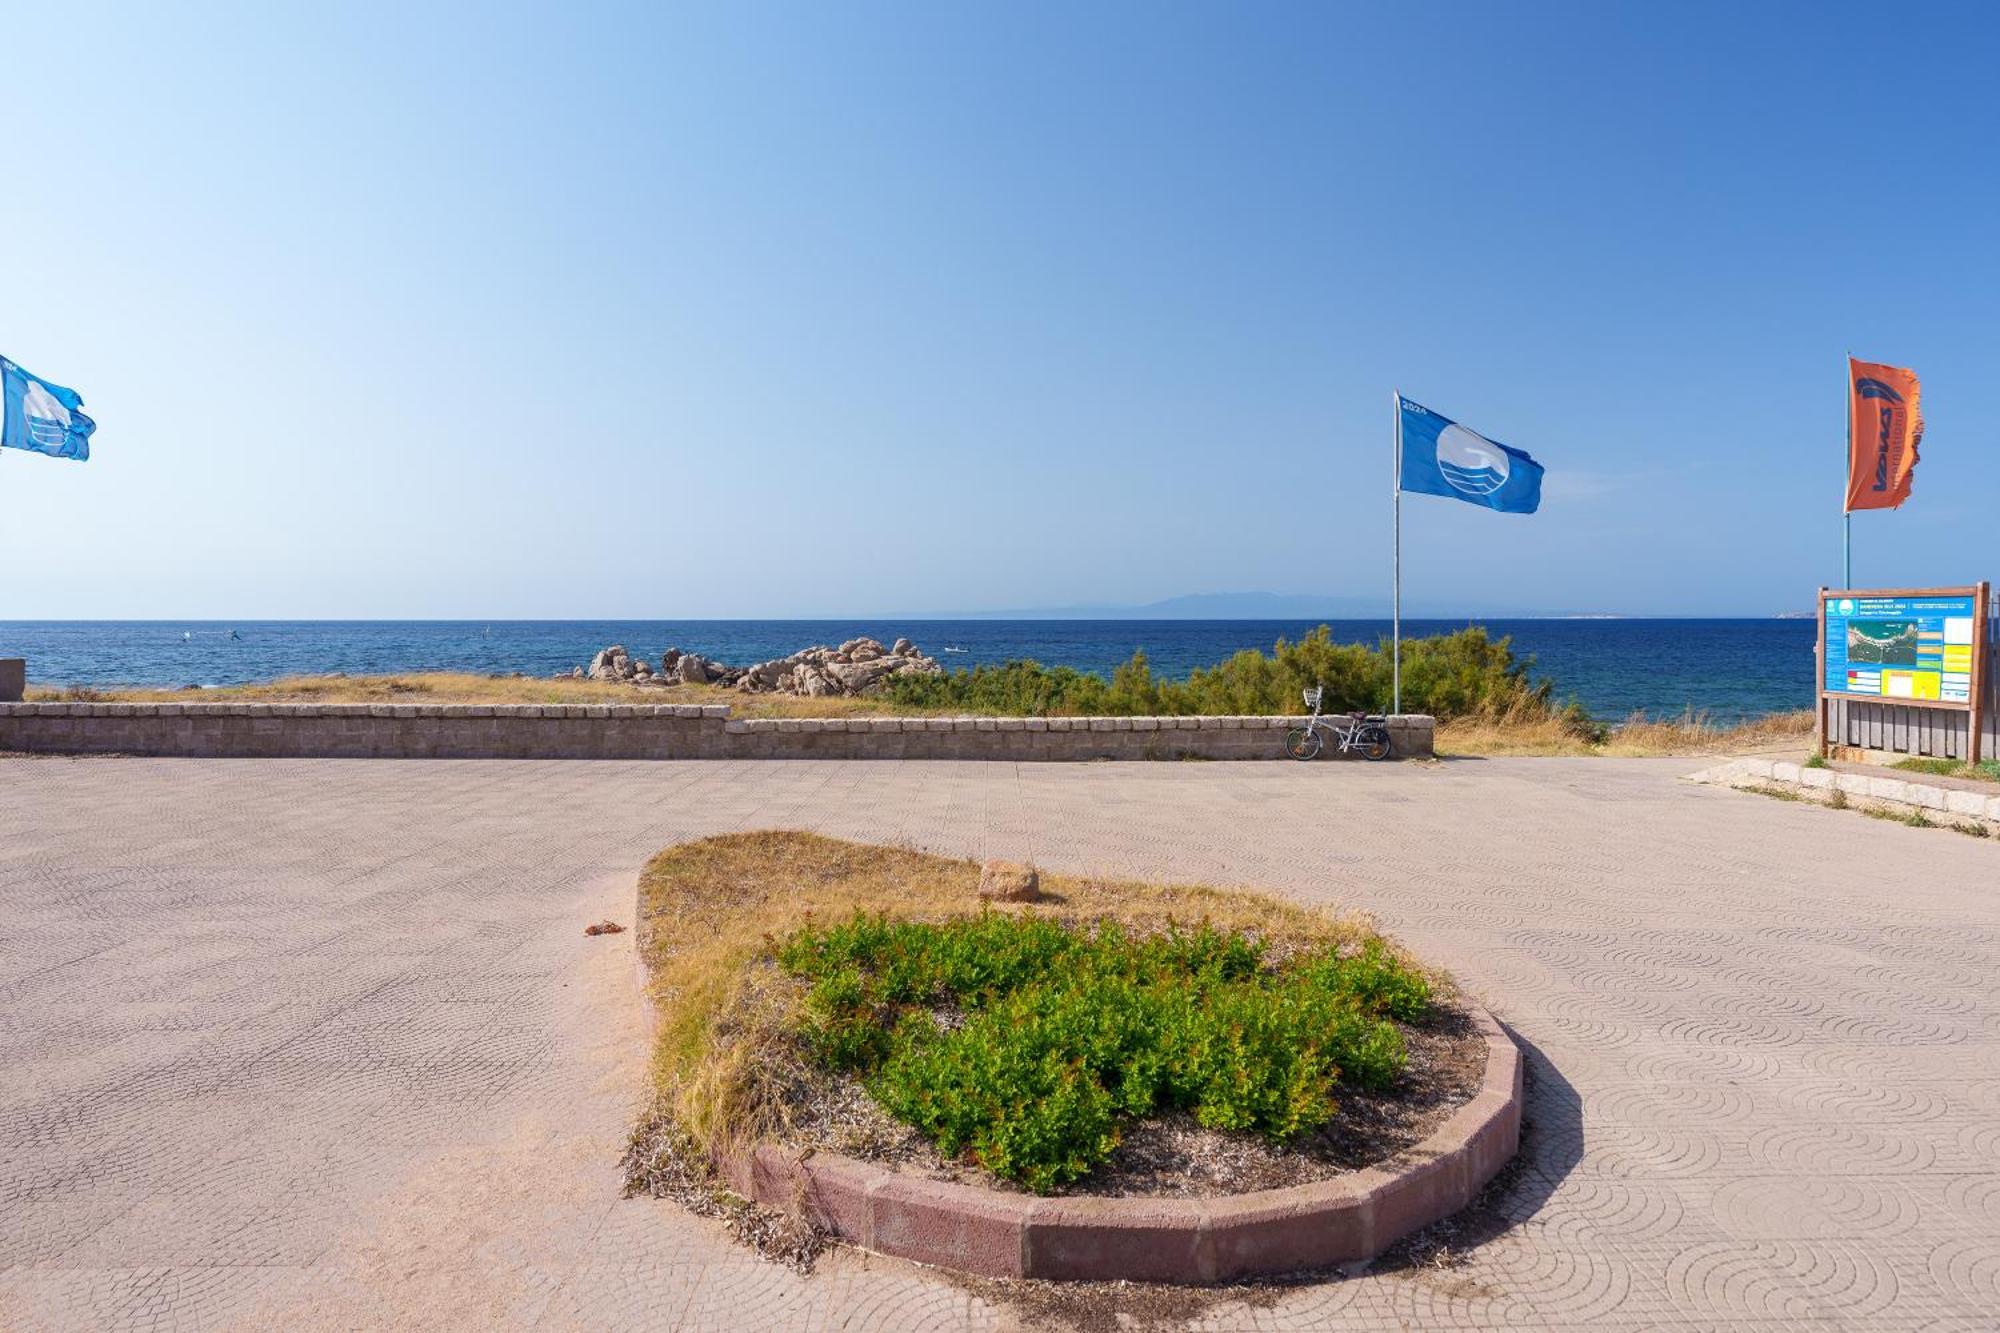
left=1, top=755, right=1997, bottom=1329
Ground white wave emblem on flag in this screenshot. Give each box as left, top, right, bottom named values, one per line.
left=1435, top=423, right=1510, bottom=496
left=21, top=379, right=73, bottom=448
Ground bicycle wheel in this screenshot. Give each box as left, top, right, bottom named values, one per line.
left=1285, top=727, right=1323, bottom=761
left=1355, top=725, right=1392, bottom=762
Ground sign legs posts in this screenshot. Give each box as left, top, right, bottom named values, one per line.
left=1816, top=586, right=1829, bottom=761
left=1972, top=581, right=1990, bottom=767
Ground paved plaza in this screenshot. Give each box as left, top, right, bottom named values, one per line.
left=2, top=755, right=1997, bottom=1330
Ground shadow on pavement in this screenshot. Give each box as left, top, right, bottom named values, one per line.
left=1369, top=1024, right=1582, bottom=1272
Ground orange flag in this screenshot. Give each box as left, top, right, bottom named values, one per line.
left=1847, top=357, right=1922, bottom=511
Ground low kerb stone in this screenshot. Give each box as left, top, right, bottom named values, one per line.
left=720, top=1004, right=1522, bottom=1283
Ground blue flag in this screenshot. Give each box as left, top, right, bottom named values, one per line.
left=1, top=357, right=96, bottom=461
left=1398, top=395, right=1540, bottom=514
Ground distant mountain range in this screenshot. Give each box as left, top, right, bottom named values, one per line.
left=943, top=591, right=1619, bottom=620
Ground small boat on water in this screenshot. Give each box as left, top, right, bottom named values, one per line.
left=941, top=646, right=969, bottom=654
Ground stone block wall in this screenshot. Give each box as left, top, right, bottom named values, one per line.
left=0, top=702, right=1434, bottom=762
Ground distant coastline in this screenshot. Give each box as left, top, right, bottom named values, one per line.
left=910, top=591, right=1784, bottom=620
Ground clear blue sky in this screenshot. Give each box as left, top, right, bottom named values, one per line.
left=4, top=1, right=1996, bottom=618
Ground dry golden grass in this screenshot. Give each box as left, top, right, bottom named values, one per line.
left=633, top=831, right=1387, bottom=1162
left=29, top=672, right=921, bottom=718
left=33, top=671, right=644, bottom=705
left=1439, top=708, right=1815, bottom=758
left=35, top=672, right=1815, bottom=757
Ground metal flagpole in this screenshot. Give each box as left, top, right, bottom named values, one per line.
left=1392, top=390, right=1402, bottom=716
left=1843, top=353, right=1852, bottom=590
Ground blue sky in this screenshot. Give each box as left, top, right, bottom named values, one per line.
left=3, top=1, right=1995, bottom=618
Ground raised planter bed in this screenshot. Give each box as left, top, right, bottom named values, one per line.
left=713, top=1004, right=1520, bottom=1282
left=623, top=834, right=1519, bottom=1283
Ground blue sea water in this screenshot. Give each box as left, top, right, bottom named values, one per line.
left=0, top=619, right=1817, bottom=722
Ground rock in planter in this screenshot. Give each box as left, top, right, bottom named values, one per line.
left=978, top=860, right=1042, bottom=903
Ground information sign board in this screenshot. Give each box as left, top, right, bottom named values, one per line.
left=1822, top=593, right=1977, bottom=703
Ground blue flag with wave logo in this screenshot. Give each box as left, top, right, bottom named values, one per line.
left=1398, top=395, right=1540, bottom=514
left=1, top=356, right=95, bottom=461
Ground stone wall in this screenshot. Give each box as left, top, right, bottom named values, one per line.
left=0, top=702, right=1434, bottom=761
left=0, top=660, right=23, bottom=704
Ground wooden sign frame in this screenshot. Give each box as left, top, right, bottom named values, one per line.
left=1816, top=583, right=1989, bottom=763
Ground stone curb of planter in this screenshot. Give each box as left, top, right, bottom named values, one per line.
left=711, top=1007, right=1521, bottom=1283
left=1687, top=758, right=2000, bottom=828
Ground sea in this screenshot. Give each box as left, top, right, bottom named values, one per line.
left=0, top=619, right=1817, bottom=723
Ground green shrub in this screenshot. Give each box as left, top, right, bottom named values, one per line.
left=1304, top=938, right=1433, bottom=1022
left=774, top=912, right=1431, bottom=1191
left=882, top=626, right=1559, bottom=723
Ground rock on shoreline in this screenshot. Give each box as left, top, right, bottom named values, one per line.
left=560, top=638, right=942, bottom=698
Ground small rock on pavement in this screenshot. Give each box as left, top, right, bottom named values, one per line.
left=978, top=860, right=1041, bottom=903
left=584, top=920, right=626, bottom=936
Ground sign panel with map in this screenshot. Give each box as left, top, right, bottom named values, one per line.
left=1822, top=593, right=1977, bottom=703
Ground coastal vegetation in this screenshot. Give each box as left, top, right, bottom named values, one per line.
left=622, top=833, right=1462, bottom=1206
left=29, top=625, right=1816, bottom=756
left=1439, top=704, right=1814, bottom=757
left=1892, top=756, right=2000, bottom=785
left=882, top=626, right=1558, bottom=722
left=25, top=672, right=893, bottom=719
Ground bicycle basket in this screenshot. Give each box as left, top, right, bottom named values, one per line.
left=1302, top=686, right=1323, bottom=708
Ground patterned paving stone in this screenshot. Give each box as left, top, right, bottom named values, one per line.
left=1, top=754, right=1996, bottom=1330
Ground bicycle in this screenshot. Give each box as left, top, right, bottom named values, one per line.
left=1284, top=687, right=1392, bottom=761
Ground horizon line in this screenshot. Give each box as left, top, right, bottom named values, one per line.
left=0, top=612, right=1814, bottom=623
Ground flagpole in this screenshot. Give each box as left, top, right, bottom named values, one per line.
left=1843, top=352, right=1852, bottom=590
left=1392, top=390, right=1402, bottom=716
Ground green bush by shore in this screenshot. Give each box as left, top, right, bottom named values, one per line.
left=883, top=625, right=1595, bottom=729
